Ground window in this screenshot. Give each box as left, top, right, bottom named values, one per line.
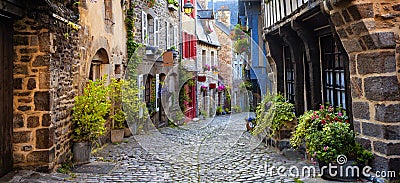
left=211, top=51, right=215, bottom=67
left=154, top=17, right=160, bottom=46
left=284, top=45, right=295, bottom=103
left=320, top=35, right=347, bottom=109
left=145, top=75, right=153, bottom=104
left=89, top=62, right=101, bottom=81
left=173, top=26, right=178, bottom=47
left=141, top=11, right=148, bottom=44
left=166, top=21, right=170, bottom=49
left=202, top=50, right=206, bottom=69
left=104, top=0, right=113, bottom=33
left=166, top=22, right=174, bottom=49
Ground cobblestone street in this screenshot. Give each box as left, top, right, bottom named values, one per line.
left=1, top=113, right=336, bottom=183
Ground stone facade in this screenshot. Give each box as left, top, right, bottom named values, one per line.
left=262, top=0, right=400, bottom=175
left=131, top=0, right=180, bottom=127
left=326, top=0, right=400, bottom=173
left=12, top=1, right=81, bottom=171
left=3, top=0, right=129, bottom=172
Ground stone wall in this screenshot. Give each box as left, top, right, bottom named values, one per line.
left=327, top=0, right=400, bottom=173
left=12, top=2, right=80, bottom=171
left=214, top=22, right=233, bottom=88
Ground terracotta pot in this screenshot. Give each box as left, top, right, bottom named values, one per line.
left=111, top=129, right=124, bottom=143
left=124, top=127, right=132, bottom=137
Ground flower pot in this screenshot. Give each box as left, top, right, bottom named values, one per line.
left=73, top=142, right=92, bottom=165
left=319, top=160, right=362, bottom=182
left=111, top=129, right=124, bottom=143
left=124, top=127, right=132, bottom=137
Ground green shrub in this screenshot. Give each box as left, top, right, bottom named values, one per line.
left=72, top=78, right=110, bottom=143
left=252, top=93, right=295, bottom=137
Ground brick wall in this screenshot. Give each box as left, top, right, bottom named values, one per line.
left=327, top=0, right=400, bottom=173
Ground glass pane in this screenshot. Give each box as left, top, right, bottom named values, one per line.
left=341, top=92, right=346, bottom=109
left=336, top=72, right=340, bottom=87
left=340, top=72, right=345, bottom=88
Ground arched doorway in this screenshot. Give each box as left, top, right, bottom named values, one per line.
left=89, top=48, right=109, bottom=81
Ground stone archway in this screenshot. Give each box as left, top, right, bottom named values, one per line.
left=89, top=48, right=110, bottom=81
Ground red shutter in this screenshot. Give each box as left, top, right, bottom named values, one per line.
left=194, top=35, right=197, bottom=59
left=190, top=34, right=193, bottom=58
left=183, top=32, right=186, bottom=58
left=190, top=0, right=196, bottom=18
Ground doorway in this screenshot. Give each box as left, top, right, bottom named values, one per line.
left=0, top=16, right=14, bottom=177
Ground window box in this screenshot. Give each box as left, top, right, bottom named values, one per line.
left=209, top=83, right=216, bottom=89
left=198, top=76, right=206, bottom=82
left=167, top=4, right=178, bottom=11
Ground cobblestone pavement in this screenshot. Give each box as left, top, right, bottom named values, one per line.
left=2, top=113, right=338, bottom=183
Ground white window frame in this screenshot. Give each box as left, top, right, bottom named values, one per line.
left=173, top=25, right=178, bottom=47
left=154, top=17, right=160, bottom=47
left=141, top=11, right=148, bottom=45
left=166, top=21, right=170, bottom=48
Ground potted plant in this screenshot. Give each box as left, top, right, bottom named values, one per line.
left=108, top=79, right=126, bottom=143
left=200, top=109, right=208, bottom=119
left=166, top=46, right=179, bottom=58
left=252, top=94, right=296, bottom=139
left=203, top=64, right=211, bottom=72
left=217, top=85, right=225, bottom=92
left=290, top=105, right=373, bottom=181
left=225, top=107, right=231, bottom=114
left=72, top=78, right=110, bottom=164
left=167, top=0, right=178, bottom=10
left=216, top=106, right=224, bottom=115
left=200, top=85, right=207, bottom=92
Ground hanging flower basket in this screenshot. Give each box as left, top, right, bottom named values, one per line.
left=200, top=85, right=207, bottom=92
left=217, top=85, right=225, bottom=92
left=198, top=76, right=206, bottom=82
left=209, top=83, right=216, bottom=89
left=203, top=64, right=211, bottom=71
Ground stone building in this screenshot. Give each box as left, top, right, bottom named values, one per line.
left=262, top=0, right=399, bottom=174
left=130, top=0, right=182, bottom=126
left=0, top=0, right=128, bottom=175
left=195, top=3, right=221, bottom=117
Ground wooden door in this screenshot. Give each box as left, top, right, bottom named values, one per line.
left=0, top=16, right=14, bottom=177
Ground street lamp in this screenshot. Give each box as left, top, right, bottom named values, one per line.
left=183, top=0, right=194, bottom=15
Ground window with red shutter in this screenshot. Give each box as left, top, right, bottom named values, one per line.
left=182, top=32, right=186, bottom=58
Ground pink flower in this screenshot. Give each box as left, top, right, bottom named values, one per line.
left=320, top=105, right=324, bottom=109
left=321, top=120, right=326, bottom=125
left=316, top=115, right=319, bottom=119
left=338, top=112, right=343, bottom=116
left=311, top=116, right=315, bottom=120
left=313, top=152, right=316, bottom=157
left=324, top=146, right=329, bottom=151
left=314, top=111, right=317, bottom=115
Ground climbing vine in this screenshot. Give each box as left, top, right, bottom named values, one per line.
left=126, top=6, right=142, bottom=62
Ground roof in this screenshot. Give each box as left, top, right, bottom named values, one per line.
left=215, top=21, right=231, bottom=35
left=196, top=3, right=220, bottom=47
